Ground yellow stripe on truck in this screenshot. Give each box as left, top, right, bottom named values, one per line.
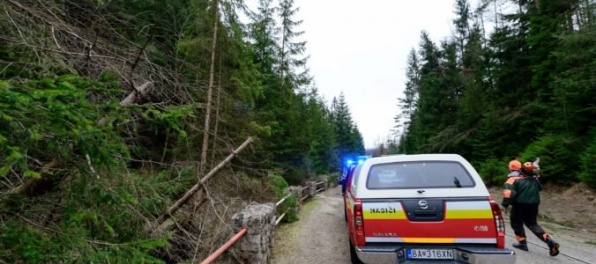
left=402, top=237, right=456, bottom=243
left=445, top=209, right=494, bottom=219
left=445, top=201, right=493, bottom=219
left=363, top=202, right=407, bottom=220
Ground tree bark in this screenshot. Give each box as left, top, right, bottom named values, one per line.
left=211, top=70, right=222, bottom=164
left=200, top=0, right=219, bottom=175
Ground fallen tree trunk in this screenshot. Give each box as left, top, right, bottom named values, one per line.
left=146, top=137, right=254, bottom=235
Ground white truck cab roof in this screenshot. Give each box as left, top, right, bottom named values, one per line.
left=350, top=154, right=490, bottom=199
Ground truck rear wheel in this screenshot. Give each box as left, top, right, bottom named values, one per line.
left=349, top=241, right=364, bottom=264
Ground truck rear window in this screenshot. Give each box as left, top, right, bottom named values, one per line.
left=367, top=161, right=475, bottom=189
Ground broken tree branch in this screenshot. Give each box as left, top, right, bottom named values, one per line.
left=147, top=137, right=253, bottom=233
left=129, top=35, right=153, bottom=90
left=119, top=81, right=153, bottom=106
left=97, top=81, right=152, bottom=126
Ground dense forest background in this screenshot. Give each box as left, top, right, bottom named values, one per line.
left=388, top=0, right=595, bottom=187
left=0, top=0, right=593, bottom=263
left=0, top=0, right=364, bottom=262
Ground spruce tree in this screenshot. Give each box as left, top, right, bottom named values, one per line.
left=397, top=49, right=421, bottom=154
left=278, top=0, right=310, bottom=89
left=330, top=93, right=364, bottom=170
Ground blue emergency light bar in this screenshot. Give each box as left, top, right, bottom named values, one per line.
left=344, top=155, right=371, bottom=166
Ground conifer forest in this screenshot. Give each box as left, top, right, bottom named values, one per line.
left=0, top=0, right=594, bottom=262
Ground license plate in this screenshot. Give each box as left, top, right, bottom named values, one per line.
left=406, top=249, right=454, bottom=260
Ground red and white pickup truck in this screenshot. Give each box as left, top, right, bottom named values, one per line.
left=345, top=154, right=516, bottom=264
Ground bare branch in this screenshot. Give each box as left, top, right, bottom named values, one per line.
left=146, top=137, right=254, bottom=233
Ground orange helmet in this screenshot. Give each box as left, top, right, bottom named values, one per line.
left=522, top=162, right=534, bottom=173
left=509, top=160, right=521, bottom=171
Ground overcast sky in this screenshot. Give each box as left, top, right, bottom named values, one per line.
left=247, top=0, right=484, bottom=149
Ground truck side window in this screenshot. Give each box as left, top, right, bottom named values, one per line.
left=350, top=164, right=363, bottom=193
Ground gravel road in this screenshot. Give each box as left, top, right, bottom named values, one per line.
left=271, top=186, right=596, bottom=264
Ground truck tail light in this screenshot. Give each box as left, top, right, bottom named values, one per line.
left=354, top=203, right=365, bottom=245
left=489, top=198, right=506, bottom=248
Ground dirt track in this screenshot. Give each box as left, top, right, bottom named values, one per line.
left=271, top=186, right=596, bottom=264
left=271, top=185, right=350, bottom=264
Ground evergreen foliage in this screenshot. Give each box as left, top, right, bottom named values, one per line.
left=0, top=76, right=128, bottom=178
left=393, top=0, right=595, bottom=186
left=268, top=173, right=299, bottom=223
left=0, top=0, right=364, bottom=262
left=579, top=130, right=596, bottom=188
left=330, top=93, right=365, bottom=170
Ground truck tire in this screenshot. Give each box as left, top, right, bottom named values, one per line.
left=349, top=241, right=364, bottom=264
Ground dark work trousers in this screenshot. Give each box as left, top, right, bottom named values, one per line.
left=510, top=203, right=547, bottom=242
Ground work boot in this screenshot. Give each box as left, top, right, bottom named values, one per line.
left=546, top=236, right=560, bottom=256
left=512, top=241, right=529, bottom=251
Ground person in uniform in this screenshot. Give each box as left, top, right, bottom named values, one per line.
left=502, top=160, right=560, bottom=256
